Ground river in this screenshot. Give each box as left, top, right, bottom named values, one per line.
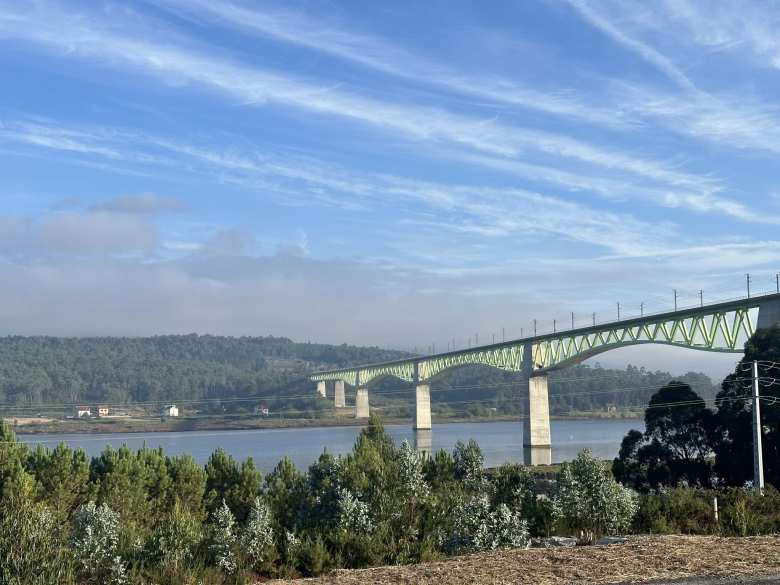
left=17, top=419, right=643, bottom=472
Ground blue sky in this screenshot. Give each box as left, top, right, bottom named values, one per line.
left=1, top=0, right=779, bottom=376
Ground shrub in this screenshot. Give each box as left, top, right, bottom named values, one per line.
left=241, top=496, right=277, bottom=574
left=0, top=491, right=75, bottom=585
left=71, top=501, right=128, bottom=585
left=446, top=494, right=529, bottom=552
left=552, top=450, right=637, bottom=543
left=208, top=500, right=238, bottom=575
left=145, top=500, right=202, bottom=572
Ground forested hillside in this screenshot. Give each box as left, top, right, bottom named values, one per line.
left=0, top=335, right=717, bottom=418
left=0, top=335, right=407, bottom=411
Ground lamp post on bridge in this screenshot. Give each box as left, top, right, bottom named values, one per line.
left=592, top=312, right=596, bottom=326
left=534, top=319, right=537, bottom=336
left=699, top=290, right=704, bottom=307
left=674, top=289, right=678, bottom=311
left=746, top=273, right=752, bottom=298
left=553, top=319, right=556, bottom=333
left=640, top=302, right=644, bottom=317
left=571, top=312, right=575, bottom=329
left=617, top=302, right=621, bottom=321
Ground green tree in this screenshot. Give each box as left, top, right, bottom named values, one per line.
left=613, top=382, right=714, bottom=490
left=205, top=448, right=262, bottom=521
left=714, top=324, right=780, bottom=487
left=27, top=443, right=91, bottom=522
left=0, top=471, right=75, bottom=585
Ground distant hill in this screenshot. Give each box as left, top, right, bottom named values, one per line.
left=0, top=335, right=408, bottom=415
left=0, top=335, right=717, bottom=419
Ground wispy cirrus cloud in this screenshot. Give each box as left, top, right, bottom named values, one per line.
left=157, top=0, right=630, bottom=129
left=564, top=0, right=696, bottom=90
left=643, top=0, right=780, bottom=70
left=0, top=118, right=675, bottom=258
left=0, top=2, right=762, bottom=224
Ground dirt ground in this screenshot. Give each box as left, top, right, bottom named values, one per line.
left=270, top=535, right=780, bottom=585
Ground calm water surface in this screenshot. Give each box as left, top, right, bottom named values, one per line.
left=19, top=419, right=643, bottom=472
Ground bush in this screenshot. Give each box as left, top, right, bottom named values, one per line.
left=632, top=486, right=780, bottom=536
left=552, top=450, right=637, bottom=543
left=0, top=491, right=75, bottom=585
left=241, top=496, right=277, bottom=574
left=71, top=501, right=128, bottom=585
left=445, top=494, right=529, bottom=553
left=208, top=500, right=238, bottom=575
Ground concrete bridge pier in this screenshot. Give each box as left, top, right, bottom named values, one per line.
left=522, top=373, right=552, bottom=466
left=316, top=380, right=326, bottom=398
left=414, top=428, right=432, bottom=456
left=414, top=384, right=432, bottom=430
left=355, top=388, right=370, bottom=418
left=334, top=380, right=346, bottom=408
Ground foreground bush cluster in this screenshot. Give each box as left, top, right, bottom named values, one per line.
left=1, top=415, right=637, bottom=584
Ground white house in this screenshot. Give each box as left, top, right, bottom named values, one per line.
left=75, top=406, right=91, bottom=418
left=162, top=405, right=179, bottom=418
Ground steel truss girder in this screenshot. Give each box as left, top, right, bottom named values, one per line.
left=310, top=297, right=772, bottom=385
left=531, top=307, right=756, bottom=370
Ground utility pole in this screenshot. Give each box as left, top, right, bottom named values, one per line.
left=674, top=289, right=678, bottom=311
left=746, top=273, right=751, bottom=298
left=752, top=360, right=765, bottom=493
left=699, top=290, right=704, bottom=307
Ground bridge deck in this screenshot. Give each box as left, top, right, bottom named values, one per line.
left=310, top=292, right=780, bottom=385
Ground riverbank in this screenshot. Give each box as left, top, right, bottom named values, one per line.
left=8, top=410, right=642, bottom=436
left=270, top=535, right=780, bottom=585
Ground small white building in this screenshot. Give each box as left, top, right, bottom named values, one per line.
left=96, top=406, right=110, bottom=418
left=162, top=405, right=179, bottom=418
left=75, top=406, right=91, bottom=418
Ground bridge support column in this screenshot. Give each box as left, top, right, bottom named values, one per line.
left=316, top=381, right=326, bottom=398
left=355, top=388, right=370, bottom=419
left=414, top=384, right=431, bottom=430
left=758, top=297, right=780, bottom=329
left=414, top=428, right=432, bottom=456
left=334, top=380, right=346, bottom=408
left=522, top=373, right=552, bottom=466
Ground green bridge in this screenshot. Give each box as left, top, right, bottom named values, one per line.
left=310, top=292, right=780, bottom=464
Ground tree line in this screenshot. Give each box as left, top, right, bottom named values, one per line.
left=0, top=334, right=718, bottom=418
left=614, top=324, right=780, bottom=489
left=0, top=415, right=638, bottom=584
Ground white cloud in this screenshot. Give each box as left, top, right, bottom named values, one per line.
left=564, top=0, right=696, bottom=90
left=0, top=211, right=159, bottom=257
left=0, top=3, right=758, bottom=223
left=157, top=0, right=630, bottom=129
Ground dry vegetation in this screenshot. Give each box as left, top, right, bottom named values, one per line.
left=271, top=535, right=780, bottom=585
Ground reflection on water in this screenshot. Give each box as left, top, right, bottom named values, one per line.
left=19, top=419, right=644, bottom=472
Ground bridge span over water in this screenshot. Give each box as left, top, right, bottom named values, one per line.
left=310, top=292, right=780, bottom=464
